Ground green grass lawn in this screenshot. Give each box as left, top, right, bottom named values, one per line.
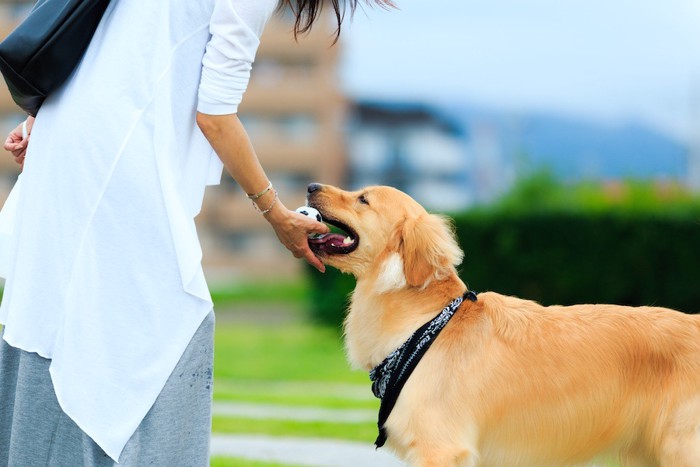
left=210, top=280, right=311, bottom=308
left=211, top=416, right=376, bottom=442
left=214, top=379, right=377, bottom=410
left=211, top=457, right=304, bottom=467
left=211, top=276, right=372, bottom=410
left=212, top=313, right=378, bottom=444
left=214, top=322, right=368, bottom=386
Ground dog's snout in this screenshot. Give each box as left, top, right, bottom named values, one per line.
left=307, top=183, right=323, bottom=195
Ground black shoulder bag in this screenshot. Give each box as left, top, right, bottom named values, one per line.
left=0, top=0, right=111, bottom=116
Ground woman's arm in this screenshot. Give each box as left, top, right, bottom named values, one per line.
left=196, top=111, right=328, bottom=272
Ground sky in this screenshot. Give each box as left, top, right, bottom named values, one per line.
left=340, top=0, right=700, bottom=144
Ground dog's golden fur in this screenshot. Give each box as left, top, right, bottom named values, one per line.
left=307, top=184, right=700, bottom=467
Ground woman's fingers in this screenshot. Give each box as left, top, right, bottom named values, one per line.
left=267, top=207, right=328, bottom=273
left=5, top=120, right=30, bottom=167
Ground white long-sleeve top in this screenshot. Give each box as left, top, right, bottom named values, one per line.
left=0, top=0, right=277, bottom=461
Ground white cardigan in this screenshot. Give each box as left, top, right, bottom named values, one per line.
left=0, top=0, right=277, bottom=461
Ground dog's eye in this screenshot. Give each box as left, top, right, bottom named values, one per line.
left=358, top=194, right=370, bottom=205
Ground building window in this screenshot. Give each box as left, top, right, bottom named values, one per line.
left=251, top=58, right=316, bottom=87
left=349, top=130, right=390, bottom=173
left=239, top=113, right=319, bottom=144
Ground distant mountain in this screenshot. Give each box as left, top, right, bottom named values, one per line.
left=440, top=105, right=689, bottom=182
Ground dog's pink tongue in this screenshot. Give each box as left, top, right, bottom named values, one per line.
left=308, top=233, right=352, bottom=253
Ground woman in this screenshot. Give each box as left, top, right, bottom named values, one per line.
left=0, top=0, right=392, bottom=465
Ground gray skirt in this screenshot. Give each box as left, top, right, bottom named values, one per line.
left=0, top=312, right=214, bottom=467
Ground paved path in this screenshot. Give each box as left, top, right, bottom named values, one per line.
left=210, top=434, right=405, bottom=467
left=211, top=402, right=405, bottom=466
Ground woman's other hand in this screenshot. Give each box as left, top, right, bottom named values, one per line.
left=3, top=116, right=34, bottom=169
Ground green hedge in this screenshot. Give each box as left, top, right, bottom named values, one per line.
left=307, top=263, right=356, bottom=329
left=454, top=211, right=700, bottom=312
left=307, top=210, right=700, bottom=327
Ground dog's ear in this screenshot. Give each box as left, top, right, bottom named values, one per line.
left=396, top=214, right=464, bottom=288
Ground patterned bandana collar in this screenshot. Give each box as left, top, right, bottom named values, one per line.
left=368, top=290, right=478, bottom=448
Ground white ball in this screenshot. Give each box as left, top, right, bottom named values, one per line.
left=295, top=206, right=323, bottom=222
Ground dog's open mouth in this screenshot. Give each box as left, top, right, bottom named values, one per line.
left=308, top=217, right=359, bottom=255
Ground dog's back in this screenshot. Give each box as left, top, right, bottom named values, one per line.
left=398, top=292, right=700, bottom=466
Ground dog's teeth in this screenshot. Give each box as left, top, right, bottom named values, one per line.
left=343, top=236, right=353, bottom=245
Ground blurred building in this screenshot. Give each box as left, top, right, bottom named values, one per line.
left=0, top=3, right=348, bottom=281
left=347, top=101, right=475, bottom=212
left=465, top=119, right=516, bottom=204
left=688, top=84, right=700, bottom=191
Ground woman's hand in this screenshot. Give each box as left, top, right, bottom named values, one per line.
left=264, top=200, right=329, bottom=273
left=196, top=112, right=331, bottom=272
left=3, top=116, right=34, bottom=169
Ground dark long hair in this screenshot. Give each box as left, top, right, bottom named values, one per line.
left=279, top=0, right=395, bottom=42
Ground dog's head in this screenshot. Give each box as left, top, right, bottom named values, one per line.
left=307, top=184, right=463, bottom=289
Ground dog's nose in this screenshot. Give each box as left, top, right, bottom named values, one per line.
left=307, top=183, right=322, bottom=195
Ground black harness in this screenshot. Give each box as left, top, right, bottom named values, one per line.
left=369, top=290, right=478, bottom=448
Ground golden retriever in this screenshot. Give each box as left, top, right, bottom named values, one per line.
left=306, top=183, right=700, bottom=467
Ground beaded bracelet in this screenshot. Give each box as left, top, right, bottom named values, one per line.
left=252, top=188, right=279, bottom=215
left=247, top=182, right=273, bottom=200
